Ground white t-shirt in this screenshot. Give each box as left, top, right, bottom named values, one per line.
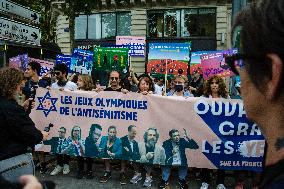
left=51, top=81, right=78, bottom=91
left=172, top=143, right=181, bottom=166
left=154, top=84, right=164, bottom=95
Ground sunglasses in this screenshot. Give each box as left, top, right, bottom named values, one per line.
left=225, top=53, right=246, bottom=75
left=110, top=77, right=119, bottom=81
left=54, top=71, right=61, bottom=76
left=58, top=131, right=66, bottom=133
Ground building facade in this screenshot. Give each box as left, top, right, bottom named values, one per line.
left=54, top=0, right=232, bottom=74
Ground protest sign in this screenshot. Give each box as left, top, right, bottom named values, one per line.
left=56, top=54, right=72, bottom=73
left=93, top=47, right=129, bottom=73
left=8, top=54, right=28, bottom=70
left=116, top=36, right=146, bottom=56
left=190, top=51, right=224, bottom=74
left=200, top=49, right=237, bottom=80
left=31, top=88, right=265, bottom=171
left=147, top=43, right=191, bottom=76
left=28, top=58, right=54, bottom=77
left=71, top=49, right=93, bottom=75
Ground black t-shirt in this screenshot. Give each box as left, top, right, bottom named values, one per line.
left=22, top=79, right=49, bottom=99
left=104, top=87, right=122, bottom=92
left=146, top=145, right=155, bottom=164
left=260, top=159, right=284, bottom=189
left=189, top=76, right=203, bottom=97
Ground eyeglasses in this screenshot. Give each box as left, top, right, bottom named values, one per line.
left=225, top=53, right=246, bottom=75
left=54, top=71, right=61, bottom=76
left=110, top=77, right=119, bottom=81
left=58, top=131, right=65, bottom=133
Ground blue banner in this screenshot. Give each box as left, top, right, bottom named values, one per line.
left=71, top=49, right=94, bottom=75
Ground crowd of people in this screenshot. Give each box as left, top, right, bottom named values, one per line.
left=1, top=0, right=284, bottom=189
left=0, top=59, right=244, bottom=189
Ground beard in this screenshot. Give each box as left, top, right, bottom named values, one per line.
left=147, top=139, right=157, bottom=148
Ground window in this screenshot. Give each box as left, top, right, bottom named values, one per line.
left=197, top=8, right=216, bottom=37
left=147, top=8, right=216, bottom=38
left=75, top=12, right=131, bottom=40
left=117, top=12, right=131, bottom=36
left=181, top=9, right=198, bottom=37
left=102, top=13, right=116, bottom=39
left=164, top=10, right=180, bottom=37
left=88, top=14, right=101, bottom=39
left=75, top=15, right=87, bottom=39
left=148, top=12, right=164, bottom=37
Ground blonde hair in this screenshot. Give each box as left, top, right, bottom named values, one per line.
left=0, top=67, right=25, bottom=99
left=78, top=74, right=94, bottom=91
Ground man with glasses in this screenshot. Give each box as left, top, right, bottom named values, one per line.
left=44, top=127, right=70, bottom=176
left=104, top=70, right=122, bottom=92
left=225, top=1, right=284, bottom=187
left=51, top=64, right=77, bottom=91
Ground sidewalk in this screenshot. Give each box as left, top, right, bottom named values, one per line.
left=35, top=160, right=253, bottom=189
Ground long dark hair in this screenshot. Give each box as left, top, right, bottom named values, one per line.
left=204, top=75, right=228, bottom=98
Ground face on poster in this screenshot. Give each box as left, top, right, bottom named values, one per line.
left=147, top=43, right=191, bottom=76
left=71, top=49, right=94, bottom=75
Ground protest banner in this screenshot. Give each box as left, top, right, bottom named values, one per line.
left=116, top=36, right=146, bottom=56
left=71, top=49, right=93, bottom=75
left=31, top=88, right=265, bottom=171
left=28, top=58, right=54, bottom=77
left=8, top=54, right=28, bottom=70
left=56, top=54, right=72, bottom=73
left=147, top=43, right=191, bottom=76
left=200, top=49, right=237, bottom=80
left=93, top=47, right=129, bottom=73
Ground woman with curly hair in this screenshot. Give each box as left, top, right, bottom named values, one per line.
left=200, top=75, right=228, bottom=189
left=137, top=76, right=155, bottom=95
left=0, top=67, right=49, bottom=182
left=77, top=74, right=94, bottom=91
left=203, top=75, right=228, bottom=98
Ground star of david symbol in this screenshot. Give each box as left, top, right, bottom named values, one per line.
left=36, top=91, right=58, bottom=117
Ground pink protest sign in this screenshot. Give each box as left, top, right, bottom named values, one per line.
left=201, top=50, right=237, bottom=80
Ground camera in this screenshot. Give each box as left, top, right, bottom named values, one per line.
left=29, top=84, right=39, bottom=100
left=44, top=123, right=54, bottom=132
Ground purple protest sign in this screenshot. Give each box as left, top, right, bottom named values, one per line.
left=201, top=49, right=237, bottom=80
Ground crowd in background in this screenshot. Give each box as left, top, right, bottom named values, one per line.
left=7, top=60, right=246, bottom=189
